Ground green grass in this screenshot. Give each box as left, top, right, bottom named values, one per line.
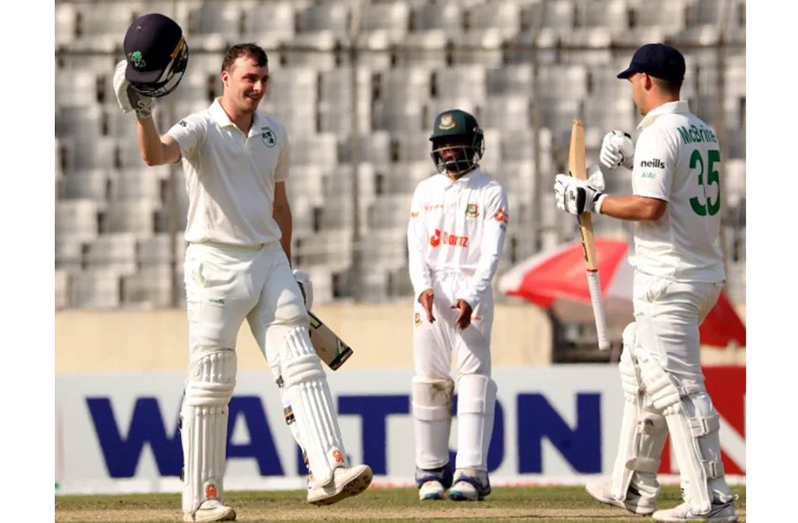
left=55, top=485, right=746, bottom=522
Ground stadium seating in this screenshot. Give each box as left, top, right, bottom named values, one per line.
left=54, top=0, right=746, bottom=308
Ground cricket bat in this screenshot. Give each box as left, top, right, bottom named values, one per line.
left=308, top=311, right=354, bottom=370
left=569, top=119, right=610, bottom=351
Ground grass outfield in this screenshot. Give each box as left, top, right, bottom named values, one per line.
left=55, top=485, right=746, bottom=522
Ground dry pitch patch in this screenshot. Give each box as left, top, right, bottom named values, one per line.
left=56, top=485, right=746, bottom=522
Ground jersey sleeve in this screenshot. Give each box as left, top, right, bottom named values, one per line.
left=459, top=183, right=509, bottom=309
left=166, top=113, right=206, bottom=160
left=632, top=126, right=676, bottom=202
left=407, top=185, right=433, bottom=301
left=274, top=124, right=291, bottom=182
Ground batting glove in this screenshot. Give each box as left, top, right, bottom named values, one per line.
left=293, top=269, right=314, bottom=311
left=113, top=60, right=155, bottom=119
left=554, top=172, right=606, bottom=215
left=600, top=130, right=634, bottom=170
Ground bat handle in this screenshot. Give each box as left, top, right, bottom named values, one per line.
left=586, top=269, right=611, bottom=351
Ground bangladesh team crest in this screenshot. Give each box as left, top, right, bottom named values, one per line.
left=438, top=113, right=456, bottom=130
left=261, top=126, right=277, bottom=148
left=465, top=203, right=479, bottom=218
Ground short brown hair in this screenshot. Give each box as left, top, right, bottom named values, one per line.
left=653, top=76, right=683, bottom=96
left=221, top=43, right=268, bottom=73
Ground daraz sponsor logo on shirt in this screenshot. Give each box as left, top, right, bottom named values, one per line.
left=429, top=229, right=469, bottom=248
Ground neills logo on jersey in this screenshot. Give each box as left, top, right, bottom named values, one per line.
left=639, top=158, right=665, bottom=169
left=430, top=229, right=469, bottom=248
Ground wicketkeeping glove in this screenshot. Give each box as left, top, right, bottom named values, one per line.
left=600, top=130, right=634, bottom=170
left=113, top=60, right=155, bottom=118
left=554, top=165, right=606, bottom=215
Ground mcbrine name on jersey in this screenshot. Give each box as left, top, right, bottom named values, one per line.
left=677, top=124, right=717, bottom=145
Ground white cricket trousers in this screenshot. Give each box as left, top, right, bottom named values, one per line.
left=183, top=241, right=307, bottom=369
left=631, top=270, right=733, bottom=503
left=413, top=270, right=494, bottom=380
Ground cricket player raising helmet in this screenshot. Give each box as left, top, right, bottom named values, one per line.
left=114, top=24, right=372, bottom=522
left=554, top=44, right=737, bottom=522
left=407, top=109, right=508, bottom=502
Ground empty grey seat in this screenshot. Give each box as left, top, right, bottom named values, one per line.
left=55, top=238, right=85, bottom=273
left=85, top=233, right=139, bottom=274
left=242, top=1, right=296, bottom=47
left=111, top=168, right=168, bottom=201
left=260, top=67, right=318, bottom=136
left=56, top=106, right=103, bottom=139
left=137, top=233, right=180, bottom=268
left=71, top=269, right=122, bottom=308
left=318, top=67, right=371, bottom=135
left=358, top=1, right=410, bottom=48
left=297, top=2, right=350, bottom=41
left=410, top=1, right=463, bottom=39
left=102, top=200, right=159, bottom=235
left=482, top=94, right=531, bottom=131
left=60, top=169, right=111, bottom=200
left=56, top=199, right=100, bottom=242
left=71, top=1, right=141, bottom=50
left=187, top=2, right=242, bottom=47
left=55, top=70, right=98, bottom=108
left=122, top=267, right=174, bottom=308
left=368, top=193, right=413, bottom=230
left=55, top=3, right=77, bottom=47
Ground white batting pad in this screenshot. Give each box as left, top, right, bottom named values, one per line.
left=280, top=326, right=348, bottom=487
left=455, top=374, right=497, bottom=471
left=181, top=350, right=237, bottom=515
left=636, top=350, right=714, bottom=514
left=412, top=376, right=454, bottom=470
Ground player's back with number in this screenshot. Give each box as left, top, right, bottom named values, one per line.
left=631, top=103, right=725, bottom=283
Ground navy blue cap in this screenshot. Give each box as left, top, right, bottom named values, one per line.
left=617, top=43, right=686, bottom=81
left=123, top=13, right=185, bottom=84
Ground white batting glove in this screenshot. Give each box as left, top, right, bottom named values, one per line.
left=600, top=130, right=634, bottom=170
left=113, top=60, right=155, bottom=119
left=293, top=269, right=314, bottom=311
left=554, top=173, right=605, bottom=215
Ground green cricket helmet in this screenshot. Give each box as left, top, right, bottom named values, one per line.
left=429, top=109, right=485, bottom=175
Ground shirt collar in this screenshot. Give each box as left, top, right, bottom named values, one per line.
left=440, top=165, right=481, bottom=186
left=209, top=98, right=263, bottom=136
left=637, top=100, right=689, bottom=129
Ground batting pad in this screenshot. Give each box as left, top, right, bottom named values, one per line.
left=280, top=326, right=348, bottom=487
left=412, top=376, right=454, bottom=470
left=636, top=351, right=714, bottom=514
left=455, top=374, right=497, bottom=471
left=181, top=350, right=236, bottom=515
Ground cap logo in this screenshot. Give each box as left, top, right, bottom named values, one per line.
left=438, top=114, right=456, bottom=130
left=127, top=51, right=146, bottom=69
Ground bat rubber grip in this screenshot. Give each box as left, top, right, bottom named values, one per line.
left=586, top=270, right=610, bottom=351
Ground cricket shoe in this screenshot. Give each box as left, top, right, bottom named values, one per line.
left=307, top=464, right=373, bottom=506
left=585, top=481, right=656, bottom=515
left=418, top=480, right=445, bottom=501
left=652, top=500, right=738, bottom=522
left=448, top=468, right=490, bottom=502
left=183, top=499, right=236, bottom=522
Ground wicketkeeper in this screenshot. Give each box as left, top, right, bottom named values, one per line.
left=407, top=109, right=509, bottom=502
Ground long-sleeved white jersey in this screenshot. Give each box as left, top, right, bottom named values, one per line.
left=407, top=167, right=509, bottom=309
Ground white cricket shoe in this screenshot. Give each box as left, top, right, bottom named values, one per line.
left=307, top=464, right=373, bottom=506
left=419, top=480, right=445, bottom=501
left=448, top=480, right=481, bottom=501
left=183, top=499, right=236, bottom=522
left=653, top=500, right=738, bottom=522
left=448, top=469, right=490, bottom=501
left=585, top=481, right=656, bottom=515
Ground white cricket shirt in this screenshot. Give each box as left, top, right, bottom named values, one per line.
left=167, top=98, right=291, bottom=246
left=630, top=100, right=725, bottom=282
left=407, top=167, right=509, bottom=308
